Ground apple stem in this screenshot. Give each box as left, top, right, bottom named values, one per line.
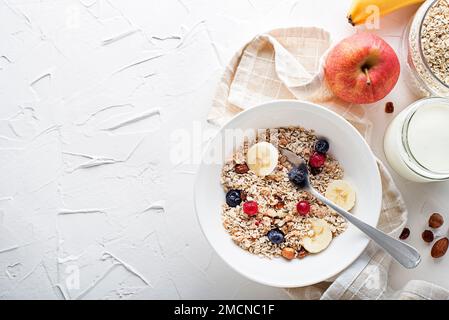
left=364, top=68, right=372, bottom=86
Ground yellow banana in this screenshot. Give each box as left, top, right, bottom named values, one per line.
left=347, top=0, right=425, bottom=26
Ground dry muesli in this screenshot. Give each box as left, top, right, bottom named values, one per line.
left=421, top=0, right=449, bottom=86
left=220, top=126, right=352, bottom=259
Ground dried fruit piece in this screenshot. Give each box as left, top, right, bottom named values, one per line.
left=297, top=247, right=309, bottom=259
left=429, top=213, right=444, bottom=229
left=385, top=102, right=394, bottom=113
left=310, top=166, right=322, bottom=176
left=234, top=163, right=249, bottom=174
left=281, top=247, right=296, bottom=260
left=431, top=237, right=449, bottom=258
left=274, top=201, right=285, bottom=210
left=399, top=227, right=410, bottom=240
left=422, top=230, right=434, bottom=243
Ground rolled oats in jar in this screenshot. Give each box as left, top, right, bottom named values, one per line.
left=401, top=0, right=449, bottom=97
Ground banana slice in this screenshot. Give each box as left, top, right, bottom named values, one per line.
left=325, top=180, right=356, bottom=211
left=301, top=219, right=333, bottom=253
left=246, top=142, right=279, bottom=177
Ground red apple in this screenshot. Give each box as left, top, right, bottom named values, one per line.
left=324, top=33, right=400, bottom=104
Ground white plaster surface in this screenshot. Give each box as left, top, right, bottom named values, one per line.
left=0, top=0, right=448, bottom=300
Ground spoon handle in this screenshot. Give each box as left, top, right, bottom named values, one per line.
left=309, top=188, right=421, bottom=269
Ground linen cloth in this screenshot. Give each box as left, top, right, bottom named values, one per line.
left=207, top=27, right=449, bottom=300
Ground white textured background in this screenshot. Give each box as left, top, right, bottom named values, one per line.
left=1, top=0, right=448, bottom=300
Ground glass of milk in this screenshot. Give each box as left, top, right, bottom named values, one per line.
left=384, top=97, right=449, bottom=182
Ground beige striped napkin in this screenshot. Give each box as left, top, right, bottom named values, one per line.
left=207, top=27, right=449, bottom=300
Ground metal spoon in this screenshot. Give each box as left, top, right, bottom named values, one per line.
left=280, top=148, right=421, bottom=269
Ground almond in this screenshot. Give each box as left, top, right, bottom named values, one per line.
left=429, top=213, right=444, bottom=229
left=281, top=247, right=296, bottom=260
left=431, top=237, right=448, bottom=258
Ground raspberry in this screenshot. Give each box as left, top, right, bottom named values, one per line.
left=309, top=152, right=326, bottom=168
left=243, top=201, right=258, bottom=216
left=296, top=201, right=311, bottom=216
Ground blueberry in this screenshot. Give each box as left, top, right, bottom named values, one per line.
left=226, top=190, right=242, bottom=207
left=315, top=139, right=330, bottom=154
left=288, top=164, right=308, bottom=188
left=267, top=229, right=284, bottom=244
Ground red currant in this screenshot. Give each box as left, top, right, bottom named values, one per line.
left=309, top=152, right=326, bottom=168
left=296, top=201, right=311, bottom=216
left=243, top=201, right=259, bottom=216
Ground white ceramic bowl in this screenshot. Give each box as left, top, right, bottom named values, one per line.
left=194, top=100, right=381, bottom=288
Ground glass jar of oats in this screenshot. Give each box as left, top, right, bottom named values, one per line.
left=401, top=0, right=449, bottom=97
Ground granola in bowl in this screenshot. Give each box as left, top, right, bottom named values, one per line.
left=221, top=126, right=353, bottom=260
